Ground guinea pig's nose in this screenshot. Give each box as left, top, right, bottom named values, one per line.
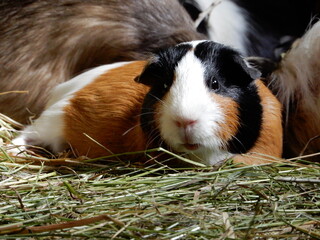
left=174, top=118, right=197, bottom=128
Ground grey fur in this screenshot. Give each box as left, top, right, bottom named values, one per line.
left=0, top=0, right=205, bottom=123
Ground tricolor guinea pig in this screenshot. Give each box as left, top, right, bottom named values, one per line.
left=11, top=41, right=283, bottom=166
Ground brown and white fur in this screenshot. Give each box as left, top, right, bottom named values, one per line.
left=0, top=0, right=204, bottom=124
left=269, top=20, right=320, bottom=158
left=11, top=41, right=282, bottom=166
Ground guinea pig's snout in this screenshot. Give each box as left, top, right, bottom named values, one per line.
left=173, top=117, right=200, bottom=151
left=174, top=118, right=197, bottom=128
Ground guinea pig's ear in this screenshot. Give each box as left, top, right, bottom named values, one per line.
left=235, top=55, right=262, bottom=81
left=134, top=57, right=160, bottom=86
left=245, top=56, right=277, bottom=78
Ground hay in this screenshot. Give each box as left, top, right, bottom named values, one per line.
left=0, top=115, right=320, bottom=239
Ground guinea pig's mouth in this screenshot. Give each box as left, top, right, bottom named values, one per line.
left=182, top=143, right=200, bottom=151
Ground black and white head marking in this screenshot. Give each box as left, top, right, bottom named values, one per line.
left=137, top=40, right=263, bottom=165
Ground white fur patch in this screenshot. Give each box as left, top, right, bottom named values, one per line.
left=158, top=50, right=231, bottom=165
left=195, top=0, right=249, bottom=55
left=46, top=62, right=129, bottom=108
left=12, top=62, right=130, bottom=153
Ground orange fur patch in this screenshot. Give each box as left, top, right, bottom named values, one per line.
left=212, top=94, right=240, bottom=145
left=63, top=61, right=151, bottom=159
left=233, top=80, right=283, bottom=165
left=285, top=103, right=320, bottom=157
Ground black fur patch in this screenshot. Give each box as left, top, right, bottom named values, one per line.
left=194, top=41, right=263, bottom=154
left=179, top=0, right=208, bottom=35
left=137, top=43, right=193, bottom=142
left=226, top=83, right=263, bottom=154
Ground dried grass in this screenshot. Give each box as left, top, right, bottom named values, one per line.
left=0, top=114, right=319, bottom=239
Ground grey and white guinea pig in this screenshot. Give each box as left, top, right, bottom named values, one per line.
left=0, top=0, right=204, bottom=124
left=11, top=41, right=283, bottom=166
left=180, top=0, right=318, bottom=60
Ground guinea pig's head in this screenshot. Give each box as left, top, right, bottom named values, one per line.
left=135, top=40, right=262, bottom=165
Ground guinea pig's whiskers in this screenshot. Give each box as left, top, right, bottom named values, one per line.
left=146, top=128, right=160, bottom=142
left=230, top=135, right=246, bottom=151
left=123, top=111, right=157, bottom=136
left=148, top=93, right=169, bottom=108
left=122, top=123, right=141, bottom=136
left=145, top=131, right=161, bottom=149
left=137, top=111, right=155, bottom=117
left=139, top=119, right=157, bottom=129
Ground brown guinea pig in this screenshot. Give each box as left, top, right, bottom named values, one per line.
left=11, top=41, right=283, bottom=166
left=268, top=20, right=320, bottom=159
left=0, top=0, right=204, bottom=124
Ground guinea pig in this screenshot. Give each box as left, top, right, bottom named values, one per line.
left=0, top=0, right=205, bottom=124
left=10, top=41, right=283, bottom=166
left=179, top=0, right=319, bottom=60
left=267, top=20, right=320, bottom=159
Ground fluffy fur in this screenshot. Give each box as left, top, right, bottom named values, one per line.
left=234, top=80, right=283, bottom=165
left=186, top=0, right=249, bottom=55
left=11, top=61, right=150, bottom=158
left=11, top=41, right=282, bottom=166
left=269, top=20, right=320, bottom=157
left=180, top=0, right=319, bottom=59
left=12, top=62, right=130, bottom=153
left=157, top=47, right=231, bottom=165
left=0, top=0, right=204, bottom=124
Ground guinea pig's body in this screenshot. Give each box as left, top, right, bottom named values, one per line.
left=11, top=41, right=282, bottom=166
left=0, top=0, right=204, bottom=124
left=12, top=61, right=150, bottom=158
left=269, top=21, right=320, bottom=158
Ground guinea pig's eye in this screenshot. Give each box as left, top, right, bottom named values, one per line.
left=209, top=78, right=219, bottom=91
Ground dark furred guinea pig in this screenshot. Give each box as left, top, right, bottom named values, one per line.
left=11, top=41, right=283, bottom=166
left=0, top=0, right=204, bottom=124
left=180, top=0, right=319, bottom=60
